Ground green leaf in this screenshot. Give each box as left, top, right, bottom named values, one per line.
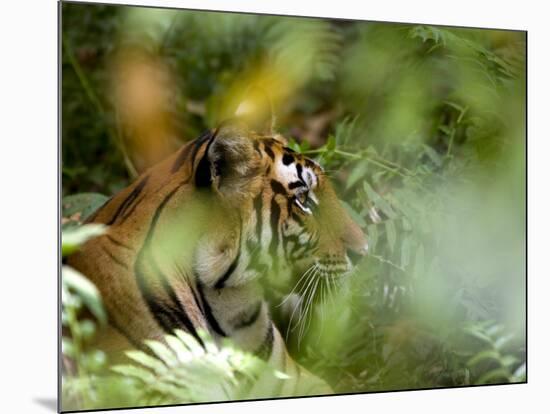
left=165, top=334, right=193, bottom=362
left=511, top=363, right=526, bottom=381
left=341, top=200, right=366, bottom=228
left=486, top=324, right=504, bottom=337
left=288, top=138, right=309, bottom=153
left=334, top=116, right=358, bottom=147
left=444, top=101, right=466, bottom=113
left=475, top=368, right=511, bottom=385
left=145, top=340, right=177, bottom=366
left=385, top=220, right=397, bottom=253
left=363, top=181, right=396, bottom=219
left=467, top=350, right=501, bottom=367
left=62, top=193, right=109, bottom=223
left=175, top=329, right=206, bottom=357
left=326, top=135, right=336, bottom=152
left=126, top=350, right=167, bottom=373
left=465, top=329, right=493, bottom=345
left=62, top=224, right=106, bottom=256
left=494, top=333, right=515, bottom=350
left=438, top=125, right=451, bottom=135
left=111, top=365, right=157, bottom=383
left=500, top=355, right=519, bottom=368
left=346, top=161, right=369, bottom=189
left=422, top=145, right=443, bottom=167
left=367, top=224, right=378, bottom=252
left=62, top=266, right=107, bottom=325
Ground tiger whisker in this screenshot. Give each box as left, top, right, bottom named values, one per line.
left=292, top=269, right=317, bottom=332
left=285, top=273, right=313, bottom=340
left=278, top=263, right=317, bottom=307
left=315, top=278, right=327, bottom=344
left=285, top=267, right=318, bottom=341
left=301, top=277, right=320, bottom=342
left=297, top=273, right=320, bottom=346
left=290, top=267, right=317, bottom=332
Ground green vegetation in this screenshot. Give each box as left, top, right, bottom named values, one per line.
left=61, top=2, right=526, bottom=411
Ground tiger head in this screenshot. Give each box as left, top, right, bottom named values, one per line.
left=193, top=119, right=368, bottom=292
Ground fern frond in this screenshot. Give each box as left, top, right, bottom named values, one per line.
left=112, top=329, right=274, bottom=405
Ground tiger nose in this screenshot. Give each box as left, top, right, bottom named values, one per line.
left=347, top=243, right=369, bottom=266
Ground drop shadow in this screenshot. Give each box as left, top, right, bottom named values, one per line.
left=33, top=397, right=57, bottom=412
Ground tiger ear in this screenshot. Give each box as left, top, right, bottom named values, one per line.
left=195, top=121, right=260, bottom=198
left=234, top=86, right=275, bottom=135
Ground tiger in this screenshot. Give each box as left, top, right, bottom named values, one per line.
left=67, top=115, right=368, bottom=399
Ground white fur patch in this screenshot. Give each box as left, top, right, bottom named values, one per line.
left=275, top=159, right=299, bottom=184
left=274, top=159, right=318, bottom=191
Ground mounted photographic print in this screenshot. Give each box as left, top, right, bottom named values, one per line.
left=60, top=1, right=527, bottom=411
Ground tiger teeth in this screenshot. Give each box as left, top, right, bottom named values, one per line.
left=309, top=192, right=319, bottom=205
left=295, top=199, right=312, bottom=215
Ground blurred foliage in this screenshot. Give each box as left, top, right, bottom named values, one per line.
left=62, top=225, right=108, bottom=409
left=61, top=1, right=526, bottom=410
left=61, top=227, right=279, bottom=411
left=110, top=330, right=277, bottom=406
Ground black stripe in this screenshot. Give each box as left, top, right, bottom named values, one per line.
left=105, top=234, right=133, bottom=251
left=264, top=144, right=275, bottom=160
left=84, top=196, right=113, bottom=223
left=286, top=197, right=294, bottom=216
left=189, top=282, right=205, bottom=314
left=282, top=153, right=294, bottom=165
left=253, top=194, right=263, bottom=242
left=107, top=175, right=150, bottom=225
left=196, top=280, right=227, bottom=337
left=296, top=163, right=305, bottom=184
left=190, top=131, right=214, bottom=166
left=255, top=323, right=274, bottom=360
left=214, top=250, right=240, bottom=289
left=119, top=194, right=145, bottom=224
left=288, top=181, right=306, bottom=190
left=146, top=298, right=187, bottom=337
left=270, top=197, right=281, bottom=257
left=253, top=140, right=262, bottom=156
left=283, top=233, right=303, bottom=257
left=141, top=251, right=204, bottom=347
left=100, top=245, right=127, bottom=269
left=271, top=179, right=287, bottom=195
left=134, top=179, right=205, bottom=346
left=194, top=128, right=221, bottom=187
left=153, top=253, right=199, bottom=337
left=234, top=302, right=263, bottom=330
left=170, top=139, right=197, bottom=174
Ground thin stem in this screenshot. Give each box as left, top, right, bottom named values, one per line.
left=63, top=37, right=105, bottom=116
left=304, top=147, right=414, bottom=179
left=446, top=127, right=456, bottom=157
left=63, top=36, right=138, bottom=179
